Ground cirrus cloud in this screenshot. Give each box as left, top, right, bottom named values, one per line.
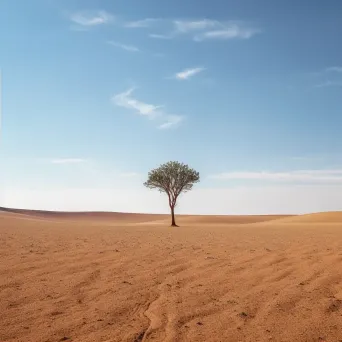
left=70, top=10, right=113, bottom=27
left=209, top=169, right=342, bottom=183
left=112, top=88, right=183, bottom=129
left=175, top=67, right=205, bottom=80
left=145, top=18, right=260, bottom=42
left=325, top=66, right=342, bottom=73
left=107, top=41, right=140, bottom=52
left=124, top=18, right=161, bottom=28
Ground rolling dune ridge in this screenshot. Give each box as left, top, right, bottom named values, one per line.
left=1, top=208, right=342, bottom=342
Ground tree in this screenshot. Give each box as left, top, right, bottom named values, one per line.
left=144, top=161, right=200, bottom=227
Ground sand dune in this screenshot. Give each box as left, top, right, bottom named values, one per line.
left=271, top=211, right=342, bottom=224
left=177, top=214, right=292, bottom=225
left=0, top=207, right=168, bottom=224
left=0, top=207, right=292, bottom=227
left=1, top=208, right=342, bottom=342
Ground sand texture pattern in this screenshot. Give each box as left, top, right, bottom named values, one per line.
left=1, top=208, right=342, bottom=342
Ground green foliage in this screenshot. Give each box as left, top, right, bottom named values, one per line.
left=144, top=161, right=200, bottom=208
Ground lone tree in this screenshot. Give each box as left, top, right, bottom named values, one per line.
left=144, top=161, right=200, bottom=227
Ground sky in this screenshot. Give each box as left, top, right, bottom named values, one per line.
left=0, top=0, right=342, bottom=215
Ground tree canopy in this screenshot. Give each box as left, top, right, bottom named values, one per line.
left=144, top=161, right=200, bottom=226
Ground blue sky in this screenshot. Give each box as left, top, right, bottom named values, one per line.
left=1, top=0, right=342, bottom=214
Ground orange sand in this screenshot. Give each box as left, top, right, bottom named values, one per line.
left=1, top=208, right=342, bottom=342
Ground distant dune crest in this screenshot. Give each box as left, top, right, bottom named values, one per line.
left=1, top=207, right=342, bottom=225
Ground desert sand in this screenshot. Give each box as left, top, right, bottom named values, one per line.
left=1, top=208, right=342, bottom=342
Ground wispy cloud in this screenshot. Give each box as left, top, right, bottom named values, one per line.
left=107, top=41, right=140, bottom=52
left=311, top=66, right=342, bottom=77
left=112, top=88, right=183, bottom=129
left=50, top=158, right=87, bottom=164
left=173, top=19, right=218, bottom=32
left=311, top=66, right=342, bottom=88
left=209, top=169, right=342, bottom=183
left=194, top=26, right=259, bottom=41
left=125, top=18, right=161, bottom=28
left=149, top=33, right=173, bottom=40
left=158, top=115, right=184, bottom=129
left=326, top=66, right=342, bottom=73
left=315, top=81, right=342, bottom=88
left=175, top=67, right=205, bottom=80
left=112, top=88, right=162, bottom=118
left=146, top=18, right=260, bottom=42
left=70, top=10, right=112, bottom=27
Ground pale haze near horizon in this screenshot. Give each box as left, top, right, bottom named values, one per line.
left=3, top=185, right=342, bottom=215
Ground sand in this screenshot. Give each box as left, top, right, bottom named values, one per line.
left=1, top=208, right=342, bottom=342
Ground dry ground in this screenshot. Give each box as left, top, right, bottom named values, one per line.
left=1, top=208, right=342, bottom=342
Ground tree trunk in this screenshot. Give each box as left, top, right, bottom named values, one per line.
left=171, top=206, right=178, bottom=227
